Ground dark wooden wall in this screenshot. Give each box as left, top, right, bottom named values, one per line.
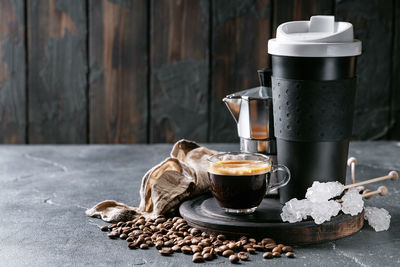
left=0, top=0, right=398, bottom=144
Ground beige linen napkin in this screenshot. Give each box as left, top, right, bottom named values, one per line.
left=86, top=140, right=217, bottom=222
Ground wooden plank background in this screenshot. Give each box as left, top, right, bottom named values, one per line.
left=0, top=0, right=25, bottom=143
left=0, top=0, right=398, bottom=144
left=28, top=0, right=87, bottom=143
left=89, top=0, right=148, bottom=143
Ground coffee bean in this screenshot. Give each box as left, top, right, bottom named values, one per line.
left=192, top=254, right=204, bottom=263
left=108, top=223, right=117, bottom=229
left=203, top=253, right=213, bottom=261
left=200, top=240, right=210, bottom=247
left=227, top=242, right=236, bottom=250
left=176, top=219, right=185, bottom=225
left=175, top=223, right=185, bottom=230
left=136, top=236, right=145, bottom=244
left=209, top=248, right=215, bottom=256
left=272, top=252, right=281, bottom=258
left=219, top=245, right=228, bottom=252
left=190, top=228, right=200, bottom=236
left=140, top=243, right=149, bottom=249
left=183, top=240, right=192, bottom=246
left=202, top=247, right=211, bottom=254
left=172, top=245, right=181, bottom=252
left=164, top=240, right=174, bottom=247
left=229, top=254, right=239, bottom=264
left=126, top=237, right=134, bottom=242
left=214, top=247, right=222, bottom=255
left=246, top=247, right=256, bottom=254
left=191, top=245, right=201, bottom=253
left=217, top=234, right=226, bottom=241
left=181, top=245, right=192, bottom=254
left=107, top=232, right=118, bottom=239
left=239, top=239, right=247, bottom=246
left=248, top=238, right=256, bottom=243
left=136, top=219, right=145, bottom=226
left=128, top=242, right=138, bottom=249
left=100, top=225, right=109, bottom=231
left=117, top=222, right=124, bottom=227
left=286, top=252, right=295, bottom=258
left=122, top=226, right=131, bottom=232
left=132, top=230, right=143, bottom=236
left=176, top=231, right=184, bottom=237
left=143, top=229, right=152, bottom=235
left=272, top=247, right=282, bottom=253
left=119, top=233, right=127, bottom=240
left=213, top=240, right=223, bottom=246
left=263, top=252, right=273, bottom=259
left=155, top=218, right=166, bottom=224
left=261, top=238, right=275, bottom=245
left=201, top=232, right=209, bottom=238
left=237, top=251, right=249, bottom=261
left=174, top=237, right=183, bottom=242
left=191, top=237, right=201, bottom=245
left=155, top=241, right=163, bottom=250
left=159, top=247, right=173, bottom=256
left=222, top=249, right=234, bottom=257
left=277, top=244, right=284, bottom=249
left=265, top=243, right=277, bottom=250
left=165, top=222, right=174, bottom=229
left=282, top=246, right=293, bottom=252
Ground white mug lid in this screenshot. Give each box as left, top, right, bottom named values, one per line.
left=268, top=16, right=362, bottom=57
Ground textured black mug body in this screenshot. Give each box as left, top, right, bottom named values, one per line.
left=271, top=55, right=357, bottom=203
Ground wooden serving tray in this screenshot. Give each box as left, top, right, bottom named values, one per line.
left=179, top=193, right=364, bottom=245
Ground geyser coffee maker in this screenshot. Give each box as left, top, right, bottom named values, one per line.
left=223, top=69, right=276, bottom=160
left=224, top=16, right=361, bottom=203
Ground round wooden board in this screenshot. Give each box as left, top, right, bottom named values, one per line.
left=179, top=193, right=364, bottom=245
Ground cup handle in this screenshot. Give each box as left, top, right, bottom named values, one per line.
left=267, top=164, right=291, bottom=193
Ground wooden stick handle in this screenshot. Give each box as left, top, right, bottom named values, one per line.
left=347, top=157, right=357, bottom=184
left=344, top=171, right=398, bottom=190
left=337, top=186, right=388, bottom=203
left=362, top=186, right=388, bottom=199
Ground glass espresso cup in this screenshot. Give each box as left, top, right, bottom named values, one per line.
left=207, top=152, right=290, bottom=214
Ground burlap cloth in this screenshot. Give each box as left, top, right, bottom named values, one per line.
left=86, top=140, right=217, bottom=222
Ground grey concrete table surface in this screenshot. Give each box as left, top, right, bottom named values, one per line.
left=0, top=142, right=399, bottom=267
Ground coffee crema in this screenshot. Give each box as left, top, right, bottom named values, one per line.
left=208, top=160, right=271, bottom=176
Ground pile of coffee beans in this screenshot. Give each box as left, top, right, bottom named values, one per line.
left=100, top=215, right=295, bottom=264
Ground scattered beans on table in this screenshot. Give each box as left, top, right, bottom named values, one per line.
left=99, top=215, right=296, bottom=264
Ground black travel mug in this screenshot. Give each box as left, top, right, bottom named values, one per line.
left=268, top=16, right=362, bottom=203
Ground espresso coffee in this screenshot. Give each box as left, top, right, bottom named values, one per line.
left=208, top=160, right=271, bottom=210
